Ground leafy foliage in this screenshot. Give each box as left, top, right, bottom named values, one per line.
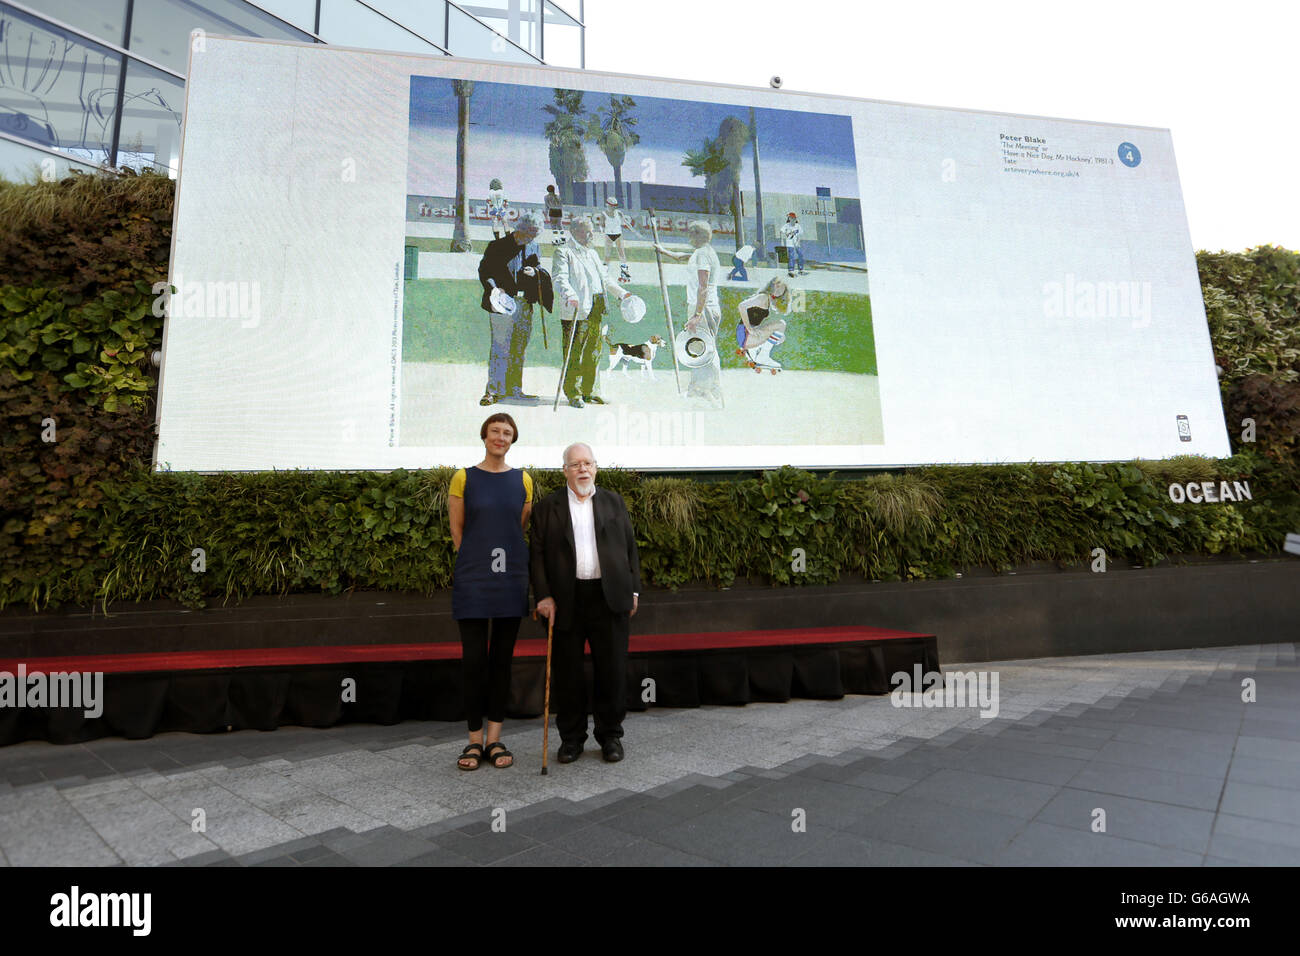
left=1198, top=245, right=1300, bottom=492
left=1, top=175, right=1297, bottom=611
left=1, top=282, right=162, bottom=411
left=0, top=170, right=173, bottom=301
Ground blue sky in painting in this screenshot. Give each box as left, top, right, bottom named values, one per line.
left=407, top=75, right=861, bottom=199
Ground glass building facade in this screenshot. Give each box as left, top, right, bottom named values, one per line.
left=0, top=0, right=584, bottom=179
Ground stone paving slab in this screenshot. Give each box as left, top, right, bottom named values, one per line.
left=0, top=642, right=1296, bottom=866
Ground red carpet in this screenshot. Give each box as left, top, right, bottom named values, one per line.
left=0, top=626, right=932, bottom=675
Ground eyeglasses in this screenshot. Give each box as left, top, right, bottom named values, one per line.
left=564, top=460, right=596, bottom=470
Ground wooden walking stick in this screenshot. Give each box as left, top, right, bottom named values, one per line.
left=541, top=616, right=554, bottom=775
left=648, top=209, right=683, bottom=393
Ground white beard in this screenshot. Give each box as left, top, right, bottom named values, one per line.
left=574, top=478, right=595, bottom=497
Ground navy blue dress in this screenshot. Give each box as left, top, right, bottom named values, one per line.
left=452, top=467, right=530, bottom=620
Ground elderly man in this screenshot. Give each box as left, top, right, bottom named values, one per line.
left=531, top=442, right=641, bottom=763
left=477, top=211, right=548, bottom=405
left=551, top=216, right=634, bottom=408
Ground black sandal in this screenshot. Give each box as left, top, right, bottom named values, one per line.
left=458, top=743, right=485, bottom=771
left=484, top=741, right=513, bottom=769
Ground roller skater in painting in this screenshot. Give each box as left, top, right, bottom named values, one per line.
left=487, top=179, right=509, bottom=240
left=544, top=185, right=565, bottom=245
left=735, top=276, right=792, bottom=374
left=603, top=197, right=633, bottom=284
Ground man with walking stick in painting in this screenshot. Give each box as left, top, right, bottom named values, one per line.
left=550, top=217, right=635, bottom=409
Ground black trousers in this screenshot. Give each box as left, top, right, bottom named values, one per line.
left=554, top=579, right=628, bottom=745
left=458, top=617, right=520, bottom=732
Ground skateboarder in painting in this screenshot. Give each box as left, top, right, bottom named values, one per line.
left=735, top=276, right=791, bottom=373
left=781, top=212, right=806, bottom=277
left=603, top=197, right=633, bottom=284
left=487, top=179, right=509, bottom=239
left=655, top=220, right=723, bottom=406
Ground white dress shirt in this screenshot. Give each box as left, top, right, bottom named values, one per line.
left=567, top=485, right=601, bottom=579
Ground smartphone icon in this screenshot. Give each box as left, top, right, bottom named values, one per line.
left=1176, top=415, right=1192, bottom=442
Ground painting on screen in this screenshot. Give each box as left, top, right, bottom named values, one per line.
left=400, top=76, right=882, bottom=451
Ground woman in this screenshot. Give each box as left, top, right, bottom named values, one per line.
left=447, top=413, right=533, bottom=769
left=655, top=220, right=723, bottom=405
left=544, top=184, right=564, bottom=245
left=735, top=276, right=791, bottom=371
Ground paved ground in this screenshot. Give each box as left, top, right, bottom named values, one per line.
left=0, top=642, right=1295, bottom=866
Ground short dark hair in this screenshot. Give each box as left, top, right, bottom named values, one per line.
left=480, top=412, right=518, bottom=444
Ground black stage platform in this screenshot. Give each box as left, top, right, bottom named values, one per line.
left=1, top=557, right=1294, bottom=744
left=0, top=627, right=939, bottom=744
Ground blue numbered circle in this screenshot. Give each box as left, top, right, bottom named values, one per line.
left=1118, top=142, right=1141, bottom=167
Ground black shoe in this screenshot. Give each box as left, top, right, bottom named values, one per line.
left=568, top=397, right=585, bottom=409
left=582, top=395, right=607, bottom=405
left=557, top=741, right=583, bottom=763
left=601, top=739, right=624, bottom=763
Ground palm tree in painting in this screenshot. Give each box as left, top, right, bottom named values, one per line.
left=543, top=89, right=589, bottom=204
left=715, top=116, right=749, bottom=249
left=749, top=107, right=766, bottom=262
left=451, top=80, right=474, bottom=252
left=683, top=115, right=750, bottom=247
left=589, top=95, right=640, bottom=203
left=682, top=135, right=728, bottom=212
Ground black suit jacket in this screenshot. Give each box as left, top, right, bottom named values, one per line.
left=478, top=234, right=551, bottom=312
left=529, top=486, right=641, bottom=631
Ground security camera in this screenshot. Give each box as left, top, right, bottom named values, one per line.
left=770, top=76, right=782, bottom=89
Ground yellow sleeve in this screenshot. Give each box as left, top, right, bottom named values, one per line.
left=522, top=470, right=533, bottom=504
left=449, top=468, right=467, bottom=498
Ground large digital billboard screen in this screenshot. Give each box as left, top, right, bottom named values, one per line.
left=155, top=36, right=1229, bottom=470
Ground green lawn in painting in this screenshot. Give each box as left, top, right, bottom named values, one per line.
left=402, top=279, right=876, bottom=375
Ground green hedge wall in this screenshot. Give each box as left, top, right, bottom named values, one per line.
left=2, top=172, right=1297, bottom=611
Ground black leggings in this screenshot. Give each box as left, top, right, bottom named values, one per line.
left=458, top=617, right=521, bottom=732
